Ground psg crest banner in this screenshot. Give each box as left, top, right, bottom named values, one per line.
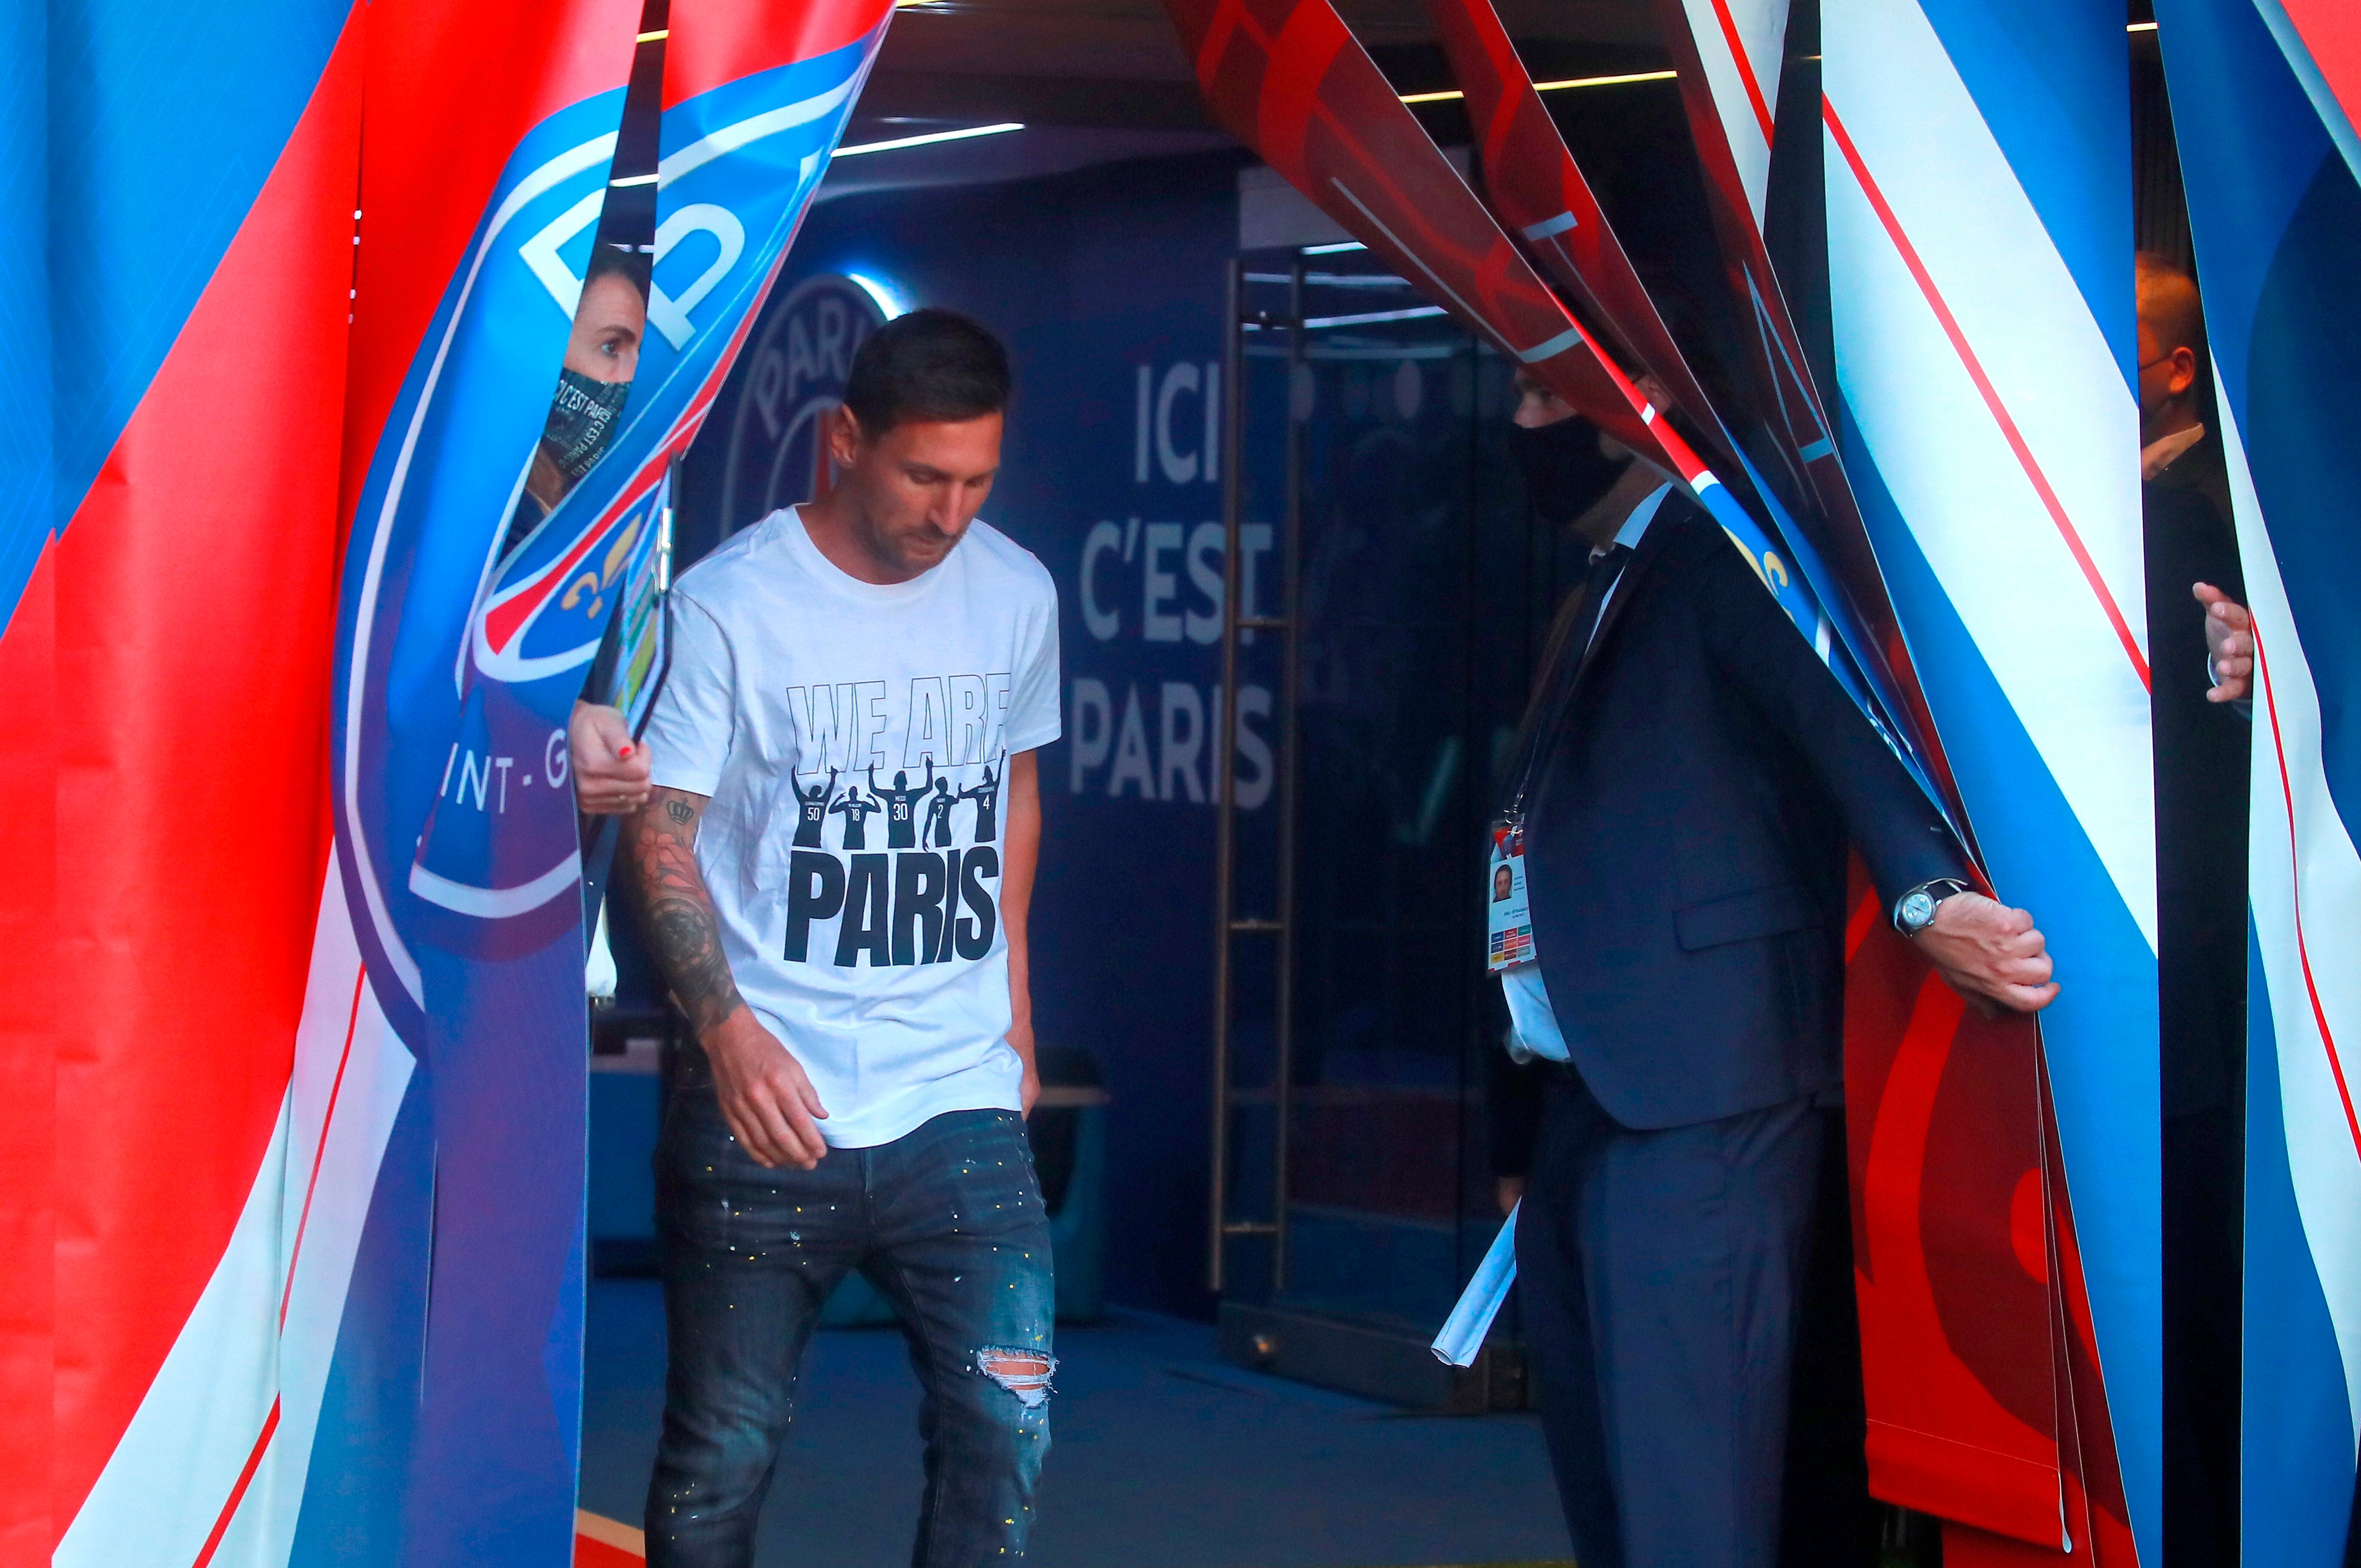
left=323, top=2, right=892, bottom=1561
left=2153, top=2, right=2361, bottom=1562
left=410, top=15, right=892, bottom=949
left=21, top=1, right=894, bottom=1562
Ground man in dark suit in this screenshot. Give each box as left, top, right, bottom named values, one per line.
left=1498, top=371, right=2058, bottom=1568
left=2136, top=251, right=2248, bottom=1568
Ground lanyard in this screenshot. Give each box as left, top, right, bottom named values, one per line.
left=1498, top=542, right=1631, bottom=828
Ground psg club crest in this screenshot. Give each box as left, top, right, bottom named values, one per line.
left=345, top=34, right=886, bottom=983
left=408, top=469, right=671, bottom=959
left=717, top=273, right=888, bottom=533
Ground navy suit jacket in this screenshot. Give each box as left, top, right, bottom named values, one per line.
left=1521, top=497, right=1968, bottom=1129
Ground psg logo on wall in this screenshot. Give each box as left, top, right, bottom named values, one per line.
left=717, top=273, right=891, bottom=534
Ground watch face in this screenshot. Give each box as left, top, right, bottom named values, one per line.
left=1901, top=891, right=1935, bottom=931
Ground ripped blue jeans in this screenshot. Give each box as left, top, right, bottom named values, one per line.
left=645, top=1075, right=1055, bottom=1568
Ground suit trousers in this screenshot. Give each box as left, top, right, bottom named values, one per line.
left=1518, top=1065, right=1824, bottom=1568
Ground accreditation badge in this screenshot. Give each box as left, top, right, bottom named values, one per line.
left=1485, top=820, right=1536, bottom=973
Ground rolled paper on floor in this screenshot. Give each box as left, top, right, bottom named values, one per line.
left=1431, top=1201, right=1519, bottom=1367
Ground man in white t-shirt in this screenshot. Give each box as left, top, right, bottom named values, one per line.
left=626, top=309, right=1061, bottom=1568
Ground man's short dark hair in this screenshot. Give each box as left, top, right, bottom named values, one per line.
left=843, top=307, right=1011, bottom=436
left=585, top=242, right=650, bottom=302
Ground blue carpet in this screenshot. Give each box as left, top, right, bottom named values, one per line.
left=580, top=1279, right=1573, bottom=1566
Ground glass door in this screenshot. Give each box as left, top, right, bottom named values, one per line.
left=1208, top=245, right=1565, bottom=1407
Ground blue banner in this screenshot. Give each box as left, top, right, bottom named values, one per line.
left=1823, top=0, right=2157, bottom=1555
left=317, top=14, right=889, bottom=1560
left=2154, top=3, right=2361, bottom=1561
left=0, top=0, right=46, bottom=624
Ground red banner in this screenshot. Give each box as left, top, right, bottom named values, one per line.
left=1166, top=0, right=1657, bottom=454
left=51, top=15, right=361, bottom=1547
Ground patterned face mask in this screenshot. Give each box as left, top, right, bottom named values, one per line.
left=539, top=367, right=631, bottom=481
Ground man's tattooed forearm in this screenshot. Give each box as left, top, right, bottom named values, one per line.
left=646, top=894, right=744, bottom=1032
left=630, top=791, right=743, bottom=1033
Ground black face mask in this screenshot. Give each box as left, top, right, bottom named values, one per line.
left=1507, top=416, right=1619, bottom=529
left=540, top=368, right=631, bottom=481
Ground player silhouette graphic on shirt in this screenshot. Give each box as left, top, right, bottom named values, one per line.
left=924, top=776, right=960, bottom=848
left=791, top=768, right=837, bottom=848
left=871, top=762, right=933, bottom=850
left=959, top=753, right=1005, bottom=843
left=828, top=783, right=881, bottom=850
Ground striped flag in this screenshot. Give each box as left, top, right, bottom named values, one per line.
left=2152, top=3, right=2361, bottom=1561
left=1665, top=0, right=1790, bottom=231
left=1642, top=4, right=2131, bottom=1557
left=38, top=7, right=363, bottom=1566
left=0, top=0, right=55, bottom=1559
left=1819, top=0, right=2156, bottom=1561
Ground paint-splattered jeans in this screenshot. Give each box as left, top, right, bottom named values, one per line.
left=644, top=1073, right=1055, bottom=1568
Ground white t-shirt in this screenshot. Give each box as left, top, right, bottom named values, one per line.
left=643, top=507, right=1061, bottom=1148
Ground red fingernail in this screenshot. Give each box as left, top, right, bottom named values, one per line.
left=619, top=743, right=634, bottom=756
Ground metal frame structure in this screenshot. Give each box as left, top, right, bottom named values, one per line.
left=1205, top=259, right=1529, bottom=1411
left=1208, top=253, right=1305, bottom=1293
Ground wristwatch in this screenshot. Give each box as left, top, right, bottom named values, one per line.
left=1892, top=878, right=1973, bottom=936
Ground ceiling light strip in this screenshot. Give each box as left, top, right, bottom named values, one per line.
left=1400, top=68, right=1677, bottom=106
left=1302, top=305, right=1449, bottom=329
left=832, top=121, right=1026, bottom=158
left=1400, top=20, right=2154, bottom=107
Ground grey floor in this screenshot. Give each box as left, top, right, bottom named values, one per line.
left=579, top=1279, right=1574, bottom=1567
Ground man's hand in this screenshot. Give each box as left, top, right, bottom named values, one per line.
left=572, top=700, right=652, bottom=815
left=1496, top=1176, right=1525, bottom=1216
left=1009, top=1016, right=1040, bottom=1115
left=625, top=784, right=823, bottom=1164
left=2193, top=582, right=2254, bottom=704
left=1912, top=891, right=2059, bottom=1014
left=702, top=1006, right=830, bottom=1170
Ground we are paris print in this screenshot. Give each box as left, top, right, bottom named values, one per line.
left=780, top=755, right=1009, bottom=970
left=790, top=754, right=1008, bottom=853
left=775, top=671, right=1017, bottom=970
